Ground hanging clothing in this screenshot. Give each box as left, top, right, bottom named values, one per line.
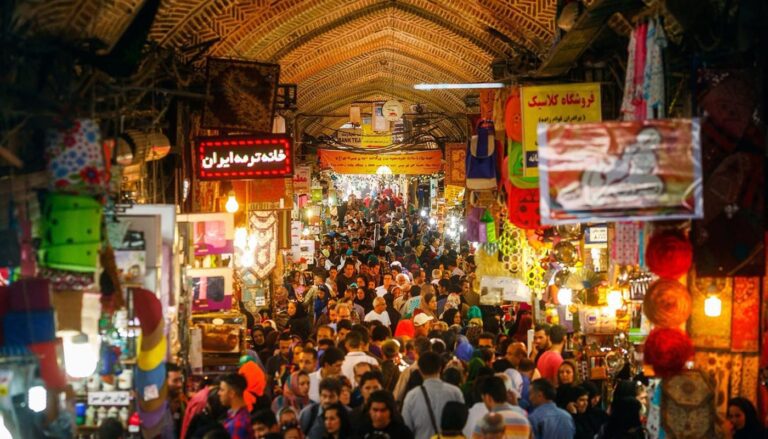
left=644, top=18, right=668, bottom=119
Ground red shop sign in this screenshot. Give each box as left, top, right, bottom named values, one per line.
left=196, top=135, right=293, bottom=180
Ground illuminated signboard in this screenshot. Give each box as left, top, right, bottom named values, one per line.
left=197, top=135, right=293, bottom=180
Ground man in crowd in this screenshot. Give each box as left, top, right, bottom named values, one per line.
left=528, top=378, right=575, bottom=439
left=531, top=323, right=552, bottom=366
left=165, top=363, right=186, bottom=436
left=251, top=410, right=279, bottom=438
left=402, top=351, right=464, bottom=439
left=218, top=373, right=253, bottom=439
left=266, top=333, right=293, bottom=391
left=375, top=272, right=393, bottom=297
left=341, top=330, right=379, bottom=387
left=299, top=377, right=344, bottom=439
left=298, top=347, right=318, bottom=374
left=350, top=370, right=384, bottom=424
left=536, top=325, right=565, bottom=384
left=364, top=297, right=392, bottom=328
left=470, top=376, right=531, bottom=439
left=356, top=390, right=414, bottom=438
left=413, top=312, right=433, bottom=338
left=308, top=347, right=344, bottom=402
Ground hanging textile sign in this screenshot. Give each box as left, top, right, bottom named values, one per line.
left=196, top=135, right=293, bottom=180
left=538, top=118, right=703, bottom=225
left=445, top=143, right=467, bottom=186
left=202, top=58, right=280, bottom=133
left=292, top=165, right=311, bottom=194
left=247, top=211, right=278, bottom=279
left=319, top=150, right=442, bottom=174
left=521, top=83, right=602, bottom=177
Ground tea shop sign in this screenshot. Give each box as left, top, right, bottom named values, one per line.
left=197, top=135, right=293, bottom=180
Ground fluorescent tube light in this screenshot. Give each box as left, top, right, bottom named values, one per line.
left=414, top=82, right=505, bottom=90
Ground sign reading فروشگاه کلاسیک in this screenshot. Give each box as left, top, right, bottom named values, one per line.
left=521, top=82, right=602, bottom=177
left=196, top=134, right=294, bottom=180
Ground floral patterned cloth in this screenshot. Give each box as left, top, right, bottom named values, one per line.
left=46, top=119, right=107, bottom=194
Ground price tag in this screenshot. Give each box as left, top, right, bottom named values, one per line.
left=87, top=391, right=131, bottom=406
left=584, top=225, right=608, bottom=247
left=143, top=384, right=159, bottom=401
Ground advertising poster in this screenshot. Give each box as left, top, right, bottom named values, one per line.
left=538, top=119, right=702, bottom=224
left=521, top=83, right=602, bottom=177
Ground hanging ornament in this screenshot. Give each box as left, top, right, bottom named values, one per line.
left=643, top=327, right=694, bottom=378
left=643, top=279, right=692, bottom=327
left=554, top=269, right=570, bottom=287
left=555, top=224, right=583, bottom=240
left=552, top=241, right=579, bottom=266
left=481, top=209, right=497, bottom=243
left=645, top=230, right=692, bottom=279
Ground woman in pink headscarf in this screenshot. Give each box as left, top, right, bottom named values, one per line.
left=271, top=370, right=311, bottom=413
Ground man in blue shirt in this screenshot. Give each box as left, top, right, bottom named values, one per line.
left=528, top=378, right=575, bottom=439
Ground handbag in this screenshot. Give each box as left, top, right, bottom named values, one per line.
left=466, top=121, right=498, bottom=190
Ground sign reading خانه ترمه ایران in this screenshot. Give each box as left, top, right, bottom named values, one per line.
left=196, top=134, right=294, bottom=180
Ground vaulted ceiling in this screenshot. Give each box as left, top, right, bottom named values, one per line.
left=16, top=0, right=558, bottom=136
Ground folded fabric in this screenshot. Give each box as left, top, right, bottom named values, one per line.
left=41, top=209, right=101, bottom=247
left=28, top=340, right=67, bottom=389
left=43, top=193, right=101, bottom=214
left=136, top=361, right=166, bottom=394
left=46, top=119, right=107, bottom=195
left=8, top=278, right=51, bottom=311
left=3, top=309, right=56, bottom=346
left=39, top=243, right=101, bottom=272
left=38, top=268, right=95, bottom=291
left=137, top=336, right=167, bottom=371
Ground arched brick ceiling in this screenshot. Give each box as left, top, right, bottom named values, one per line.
left=16, top=0, right=558, bottom=115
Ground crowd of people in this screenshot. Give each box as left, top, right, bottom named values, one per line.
left=100, top=188, right=765, bottom=439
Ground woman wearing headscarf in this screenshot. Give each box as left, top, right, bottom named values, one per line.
left=354, top=286, right=374, bottom=313
left=286, top=300, right=311, bottom=341
left=727, top=397, right=764, bottom=439
left=441, top=308, right=463, bottom=327
left=313, top=285, right=330, bottom=321
left=271, top=371, right=311, bottom=413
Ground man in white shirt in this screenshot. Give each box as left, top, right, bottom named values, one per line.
left=340, top=330, right=379, bottom=387
left=364, top=297, right=391, bottom=328
left=307, top=347, right=344, bottom=402
left=375, top=273, right=394, bottom=297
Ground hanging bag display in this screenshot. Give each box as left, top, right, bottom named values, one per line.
left=466, top=121, right=498, bottom=190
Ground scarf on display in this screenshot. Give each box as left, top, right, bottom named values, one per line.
left=248, top=211, right=278, bottom=279
left=621, top=18, right=667, bottom=121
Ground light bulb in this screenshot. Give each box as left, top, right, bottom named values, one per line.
left=376, top=165, right=393, bottom=175
left=225, top=191, right=239, bottom=213
left=705, top=295, right=722, bottom=317
left=28, top=385, right=46, bottom=413
left=557, top=288, right=573, bottom=306
left=607, top=290, right=624, bottom=311
left=302, top=228, right=310, bottom=236
left=420, top=209, right=427, bottom=218
left=306, top=208, right=314, bottom=219
left=234, top=227, right=248, bottom=250
left=429, top=218, right=437, bottom=226
left=63, top=333, right=97, bottom=378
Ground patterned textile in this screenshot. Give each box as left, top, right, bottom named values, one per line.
left=731, top=277, right=760, bottom=352
left=248, top=211, right=278, bottom=279
left=203, top=57, right=280, bottom=133
left=45, top=119, right=106, bottom=194
left=611, top=222, right=640, bottom=265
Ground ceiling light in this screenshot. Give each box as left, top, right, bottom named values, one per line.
left=414, top=83, right=505, bottom=90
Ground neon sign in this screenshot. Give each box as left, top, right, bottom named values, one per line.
left=196, top=135, right=293, bottom=180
